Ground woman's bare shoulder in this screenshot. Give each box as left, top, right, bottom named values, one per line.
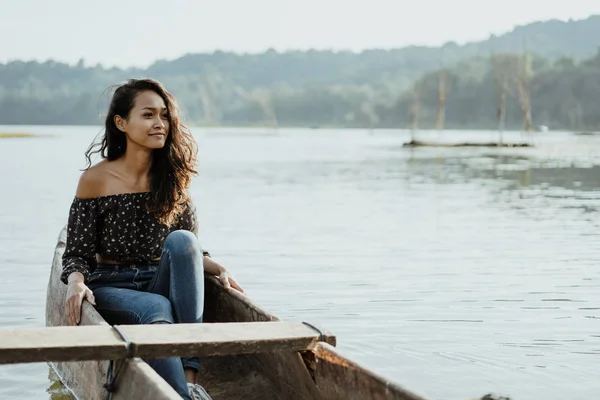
left=75, top=161, right=112, bottom=199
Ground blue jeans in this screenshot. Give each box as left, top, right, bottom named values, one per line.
left=88, top=230, right=205, bottom=400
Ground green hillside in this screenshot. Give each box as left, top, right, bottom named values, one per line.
left=1, top=15, right=599, bottom=129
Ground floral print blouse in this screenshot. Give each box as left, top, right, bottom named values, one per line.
left=60, top=192, right=203, bottom=284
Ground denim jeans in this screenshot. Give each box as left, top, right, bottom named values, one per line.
left=88, top=230, right=205, bottom=400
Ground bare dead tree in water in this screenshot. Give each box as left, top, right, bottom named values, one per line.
left=409, top=81, right=421, bottom=142
left=491, top=54, right=513, bottom=145
left=199, top=80, right=216, bottom=126
left=361, top=100, right=380, bottom=132
left=435, top=68, right=450, bottom=131
left=400, top=53, right=422, bottom=142
left=515, top=51, right=534, bottom=140
left=233, top=86, right=279, bottom=130
left=196, top=71, right=226, bottom=126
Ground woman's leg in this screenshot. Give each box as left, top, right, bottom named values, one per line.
left=147, top=230, right=205, bottom=374
left=93, top=285, right=192, bottom=400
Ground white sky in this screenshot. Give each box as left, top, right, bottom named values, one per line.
left=0, top=0, right=597, bottom=68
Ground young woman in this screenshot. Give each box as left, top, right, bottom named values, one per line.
left=60, top=78, right=243, bottom=400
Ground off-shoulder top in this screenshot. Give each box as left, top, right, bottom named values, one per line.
left=60, top=192, right=203, bottom=285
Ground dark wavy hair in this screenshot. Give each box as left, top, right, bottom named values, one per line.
left=85, top=78, right=198, bottom=225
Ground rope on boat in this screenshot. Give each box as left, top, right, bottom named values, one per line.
left=302, top=321, right=325, bottom=342
left=104, top=325, right=134, bottom=400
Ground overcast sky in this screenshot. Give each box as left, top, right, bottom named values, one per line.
left=0, top=0, right=597, bottom=68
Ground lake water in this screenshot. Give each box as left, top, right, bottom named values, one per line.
left=0, top=126, right=598, bottom=400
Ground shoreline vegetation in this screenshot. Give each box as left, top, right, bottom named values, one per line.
left=0, top=132, right=38, bottom=139
left=2, top=16, right=600, bottom=132
left=0, top=128, right=540, bottom=149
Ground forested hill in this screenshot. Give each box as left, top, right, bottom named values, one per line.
left=1, top=15, right=600, bottom=129
left=147, top=14, right=600, bottom=88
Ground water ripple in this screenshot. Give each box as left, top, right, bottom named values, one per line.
left=1, top=127, right=600, bottom=400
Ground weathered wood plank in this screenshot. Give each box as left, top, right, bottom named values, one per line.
left=123, top=321, right=335, bottom=359
left=0, top=321, right=335, bottom=364
left=0, top=325, right=126, bottom=364
left=303, top=342, right=430, bottom=400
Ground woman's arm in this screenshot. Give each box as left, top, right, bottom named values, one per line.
left=62, top=171, right=102, bottom=325
left=202, top=254, right=224, bottom=276
left=203, top=255, right=244, bottom=293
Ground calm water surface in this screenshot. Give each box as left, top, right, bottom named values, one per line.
left=0, top=126, right=599, bottom=400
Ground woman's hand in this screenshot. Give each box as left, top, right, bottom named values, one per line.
left=65, top=280, right=96, bottom=326
left=218, top=268, right=244, bottom=294
left=203, top=256, right=245, bottom=294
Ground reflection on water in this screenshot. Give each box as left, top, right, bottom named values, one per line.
left=0, top=127, right=599, bottom=400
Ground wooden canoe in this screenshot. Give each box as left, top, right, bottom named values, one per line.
left=46, top=226, right=429, bottom=400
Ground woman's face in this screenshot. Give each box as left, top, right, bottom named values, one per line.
left=116, top=90, right=170, bottom=150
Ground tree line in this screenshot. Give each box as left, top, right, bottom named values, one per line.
left=1, top=16, right=600, bottom=130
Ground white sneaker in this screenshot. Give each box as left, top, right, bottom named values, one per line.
left=187, top=383, right=213, bottom=400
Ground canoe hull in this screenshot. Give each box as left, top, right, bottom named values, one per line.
left=46, top=226, right=428, bottom=400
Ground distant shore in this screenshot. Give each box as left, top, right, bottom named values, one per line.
left=0, top=132, right=39, bottom=139
left=0, top=122, right=577, bottom=132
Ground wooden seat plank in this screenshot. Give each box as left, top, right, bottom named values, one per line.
left=121, top=321, right=335, bottom=359
left=0, top=325, right=127, bottom=364
left=0, top=322, right=335, bottom=364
